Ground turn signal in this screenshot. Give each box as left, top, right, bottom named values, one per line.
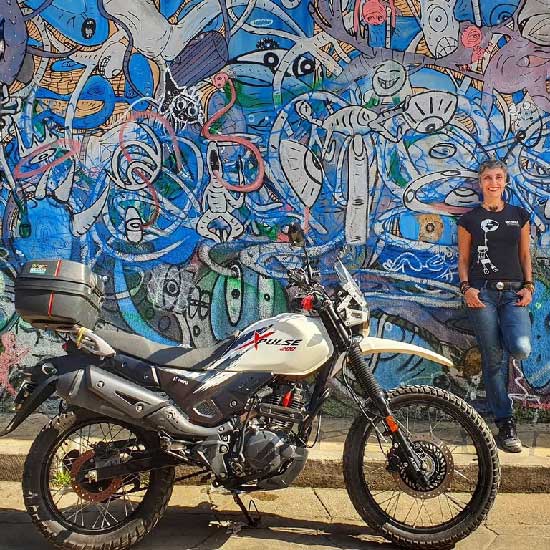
left=301, top=295, right=315, bottom=311
left=385, top=415, right=399, bottom=433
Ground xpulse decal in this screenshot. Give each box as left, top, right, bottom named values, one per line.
left=231, top=325, right=274, bottom=350
left=199, top=326, right=275, bottom=369
left=237, top=332, right=303, bottom=352
left=237, top=330, right=276, bottom=350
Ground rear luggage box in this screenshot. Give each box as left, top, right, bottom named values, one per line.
left=15, top=260, right=104, bottom=330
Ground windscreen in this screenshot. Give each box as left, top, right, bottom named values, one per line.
left=334, top=260, right=366, bottom=305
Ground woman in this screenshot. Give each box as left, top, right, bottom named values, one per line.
left=457, top=159, right=533, bottom=453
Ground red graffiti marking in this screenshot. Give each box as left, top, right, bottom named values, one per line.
left=14, top=138, right=81, bottom=180
left=118, top=110, right=184, bottom=228
left=354, top=0, right=397, bottom=35
left=461, top=25, right=485, bottom=64
left=202, top=73, right=265, bottom=193
left=303, top=206, right=310, bottom=234
left=461, top=26, right=482, bottom=48
left=0, top=333, right=29, bottom=397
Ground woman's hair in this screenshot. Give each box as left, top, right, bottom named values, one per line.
left=478, top=159, right=508, bottom=178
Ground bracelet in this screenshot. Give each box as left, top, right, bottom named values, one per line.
left=522, top=281, right=535, bottom=293
left=459, top=281, right=471, bottom=294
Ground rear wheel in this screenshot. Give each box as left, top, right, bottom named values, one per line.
left=23, top=409, right=175, bottom=550
left=344, top=385, right=500, bottom=549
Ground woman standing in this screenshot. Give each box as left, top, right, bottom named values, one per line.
left=457, top=159, right=533, bottom=453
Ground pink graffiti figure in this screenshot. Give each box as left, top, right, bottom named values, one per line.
left=202, top=72, right=265, bottom=193
left=0, top=332, right=29, bottom=397
left=354, top=0, right=397, bottom=36
left=461, top=25, right=486, bottom=64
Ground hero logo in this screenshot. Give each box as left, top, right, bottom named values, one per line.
left=237, top=328, right=302, bottom=352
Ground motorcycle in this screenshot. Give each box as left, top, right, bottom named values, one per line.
left=2, top=225, right=499, bottom=549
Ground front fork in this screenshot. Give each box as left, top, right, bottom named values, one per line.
left=346, top=343, right=429, bottom=486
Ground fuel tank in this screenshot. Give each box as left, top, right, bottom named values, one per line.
left=209, top=313, right=334, bottom=376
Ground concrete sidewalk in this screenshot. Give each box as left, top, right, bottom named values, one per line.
left=1, top=482, right=549, bottom=550
left=1, top=413, right=550, bottom=492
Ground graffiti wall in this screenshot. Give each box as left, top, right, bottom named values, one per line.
left=0, top=0, right=550, bottom=413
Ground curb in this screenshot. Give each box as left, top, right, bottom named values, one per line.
left=2, top=453, right=549, bottom=493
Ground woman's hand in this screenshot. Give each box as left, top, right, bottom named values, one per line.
left=515, top=288, right=533, bottom=307
left=464, top=287, right=485, bottom=308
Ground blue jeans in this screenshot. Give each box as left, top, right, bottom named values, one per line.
left=466, top=287, right=531, bottom=423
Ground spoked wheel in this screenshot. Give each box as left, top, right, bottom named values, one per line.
left=344, top=385, right=500, bottom=549
left=23, top=410, right=174, bottom=550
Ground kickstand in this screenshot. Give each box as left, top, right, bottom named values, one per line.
left=232, top=492, right=261, bottom=527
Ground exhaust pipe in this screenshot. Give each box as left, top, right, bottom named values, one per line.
left=57, top=365, right=225, bottom=438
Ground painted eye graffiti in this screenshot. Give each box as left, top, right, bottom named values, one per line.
left=429, top=7, right=448, bottom=32
left=188, top=287, right=210, bottom=320
left=225, top=265, right=243, bottom=326
left=280, top=140, right=323, bottom=208
left=305, top=149, right=323, bottom=180
left=404, top=92, right=457, bottom=133
left=158, top=266, right=182, bottom=311
left=418, top=213, right=444, bottom=242
left=164, top=278, right=180, bottom=297
left=292, top=56, right=315, bottom=77
left=263, top=52, right=279, bottom=71
left=82, top=18, right=96, bottom=40
left=258, top=275, right=275, bottom=318
left=124, top=206, right=144, bottom=244
left=429, top=143, right=457, bottom=159
left=28, top=148, right=57, bottom=165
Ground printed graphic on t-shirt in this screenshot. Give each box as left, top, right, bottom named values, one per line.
left=477, top=219, right=499, bottom=274
left=457, top=204, right=529, bottom=282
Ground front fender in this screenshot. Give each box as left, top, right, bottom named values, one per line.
left=360, top=337, right=453, bottom=368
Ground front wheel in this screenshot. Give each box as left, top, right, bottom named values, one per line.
left=344, top=385, right=500, bottom=549
left=23, top=409, right=175, bottom=550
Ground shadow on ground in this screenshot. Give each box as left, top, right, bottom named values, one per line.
left=1, top=501, right=399, bottom=550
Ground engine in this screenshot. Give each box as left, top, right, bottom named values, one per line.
left=226, top=382, right=310, bottom=488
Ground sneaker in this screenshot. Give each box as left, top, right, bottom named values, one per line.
left=496, top=419, right=522, bottom=453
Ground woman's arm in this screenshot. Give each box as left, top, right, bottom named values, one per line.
left=516, top=221, right=533, bottom=307
left=458, top=225, right=484, bottom=308
left=457, top=226, right=472, bottom=283
left=518, top=221, right=532, bottom=281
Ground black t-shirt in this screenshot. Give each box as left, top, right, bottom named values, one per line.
left=457, top=204, right=530, bottom=282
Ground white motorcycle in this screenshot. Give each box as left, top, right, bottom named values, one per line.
left=2, top=224, right=499, bottom=549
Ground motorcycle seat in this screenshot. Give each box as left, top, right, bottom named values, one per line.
left=95, top=329, right=235, bottom=370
